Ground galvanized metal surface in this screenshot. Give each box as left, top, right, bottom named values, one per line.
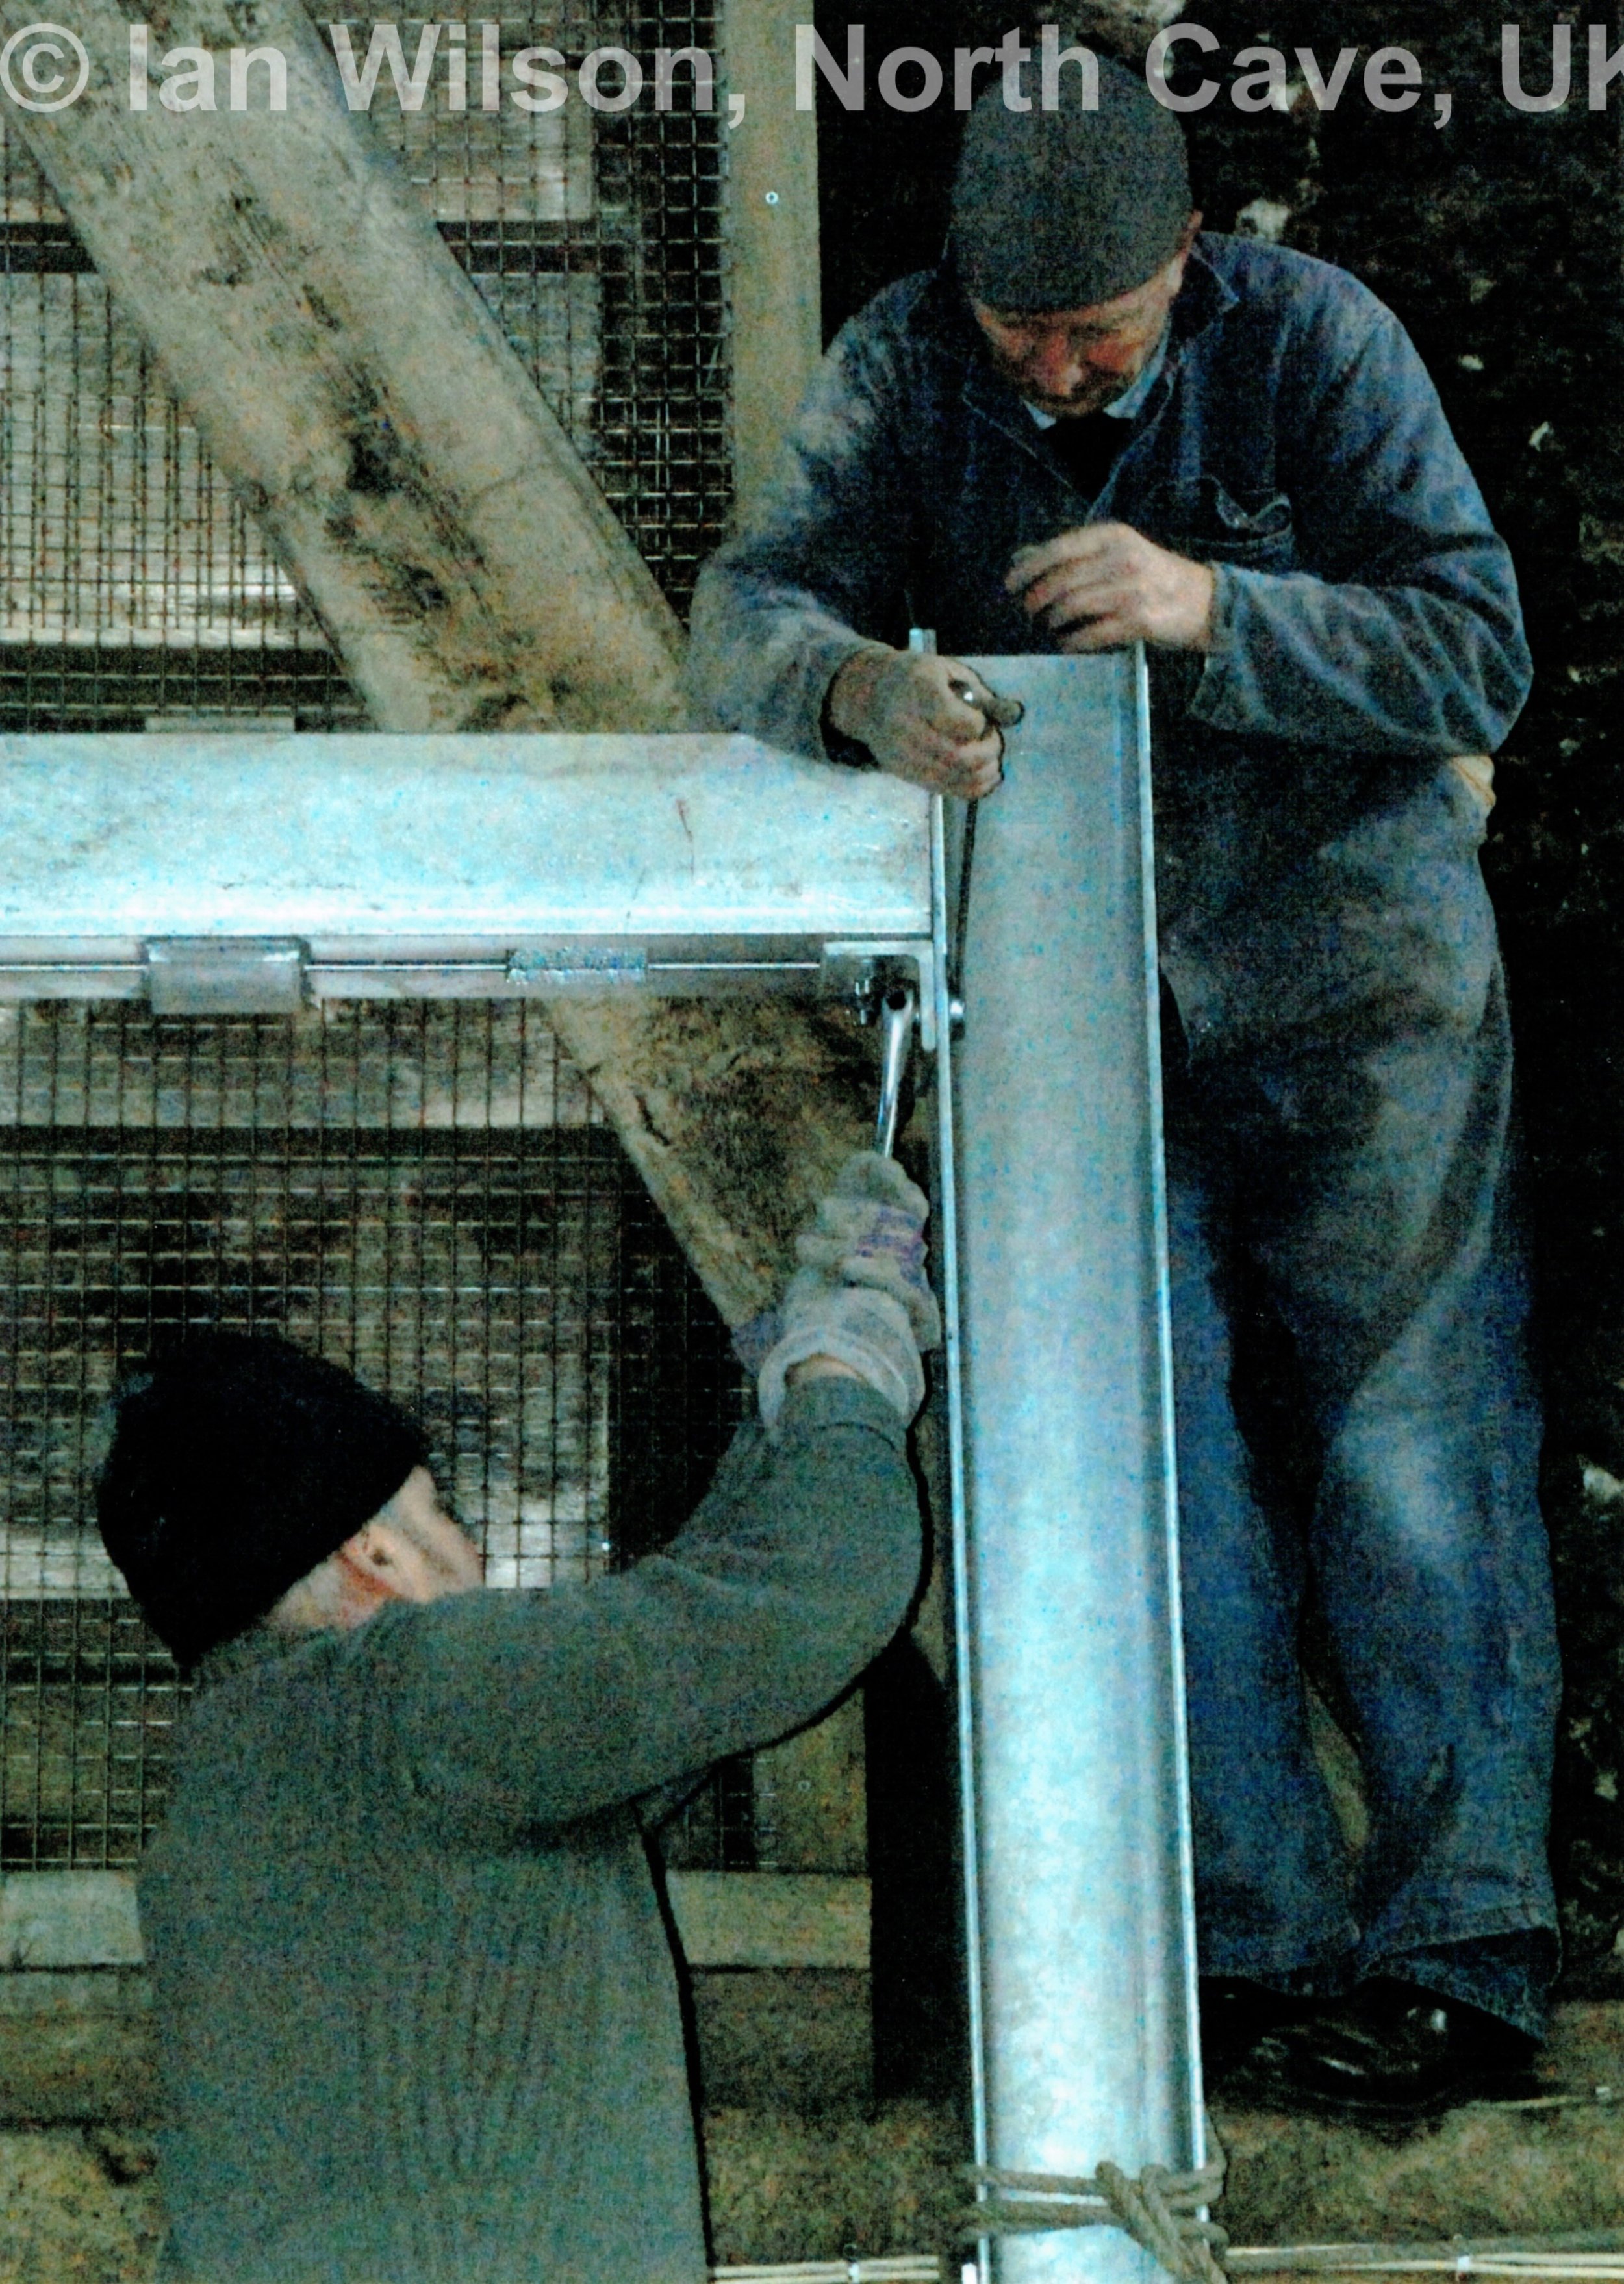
left=0, top=733, right=932, bottom=987
left=930, top=781, right=990, bottom=2253
left=950, top=653, right=1201, bottom=2282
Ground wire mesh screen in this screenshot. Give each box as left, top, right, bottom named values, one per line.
left=0, top=0, right=730, bottom=728
left=0, top=1002, right=752, bottom=1870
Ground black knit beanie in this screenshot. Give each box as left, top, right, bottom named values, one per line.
left=96, top=1332, right=428, bottom=1670
left=950, top=55, right=1192, bottom=312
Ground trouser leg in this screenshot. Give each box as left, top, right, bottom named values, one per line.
left=1222, top=965, right=1560, bottom=2031
left=1166, top=1093, right=1356, bottom=1981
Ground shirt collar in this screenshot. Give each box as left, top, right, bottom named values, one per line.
left=1021, top=322, right=1171, bottom=431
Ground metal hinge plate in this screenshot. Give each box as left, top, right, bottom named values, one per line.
left=145, top=938, right=307, bottom=1016
left=820, top=941, right=936, bottom=1050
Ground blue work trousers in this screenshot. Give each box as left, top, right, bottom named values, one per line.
left=1167, top=956, right=1562, bottom=2038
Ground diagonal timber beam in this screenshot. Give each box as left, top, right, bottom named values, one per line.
left=3, top=0, right=874, bottom=1319
left=3, top=0, right=686, bottom=738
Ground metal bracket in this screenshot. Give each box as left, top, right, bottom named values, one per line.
left=0, top=937, right=937, bottom=1017
left=145, top=938, right=307, bottom=1016
left=819, top=941, right=936, bottom=1050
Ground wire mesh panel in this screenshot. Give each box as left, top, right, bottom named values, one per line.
left=0, top=0, right=731, bottom=728
left=0, top=261, right=362, bottom=729
left=380, top=1, right=731, bottom=596
left=0, top=1002, right=751, bottom=1870
left=0, top=0, right=753, bottom=1871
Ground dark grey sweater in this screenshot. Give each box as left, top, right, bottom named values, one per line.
left=140, top=1378, right=922, bottom=2284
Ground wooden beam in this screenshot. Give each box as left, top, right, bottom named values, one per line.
left=0, top=1972, right=157, bottom=2125
left=0, top=1870, right=870, bottom=1972
left=544, top=993, right=874, bottom=1324
left=0, top=0, right=686, bottom=739
left=722, top=0, right=824, bottom=518
left=0, top=1873, right=872, bottom=2121
left=0, top=1875, right=144, bottom=1970
left=752, top=1697, right=867, bottom=1877
left=671, top=1874, right=870, bottom=1970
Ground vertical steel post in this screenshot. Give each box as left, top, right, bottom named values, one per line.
left=948, top=650, right=1202, bottom=2283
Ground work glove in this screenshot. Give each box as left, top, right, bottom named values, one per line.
left=754, top=1150, right=941, bottom=1432
left=792, top=1150, right=941, bottom=1349
left=757, top=1279, right=924, bottom=1433
left=827, top=645, right=1005, bottom=800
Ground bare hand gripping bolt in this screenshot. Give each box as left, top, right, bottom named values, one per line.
left=907, top=624, right=1025, bottom=731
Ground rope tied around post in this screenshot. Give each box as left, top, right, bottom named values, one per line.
left=960, top=2135, right=1230, bottom=2283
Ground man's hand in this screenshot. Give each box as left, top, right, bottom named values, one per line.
left=1007, top=524, right=1216, bottom=652
left=756, top=1150, right=938, bottom=1431
left=828, top=645, right=1004, bottom=799
left=794, top=1152, right=941, bottom=1349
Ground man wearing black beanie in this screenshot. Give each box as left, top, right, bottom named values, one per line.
left=97, top=1334, right=438, bottom=1672
left=689, top=58, right=1558, bottom=2120
left=99, top=1154, right=937, bottom=2283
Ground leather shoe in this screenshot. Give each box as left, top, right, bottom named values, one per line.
left=1260, top=1977, right=1544, bottom=2121
left=1197, top=1977, right=1313, bottom=2089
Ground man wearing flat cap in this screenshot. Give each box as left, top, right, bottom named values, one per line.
left=97, top=1154, right=938, bottom=2283
left=688, top=58, right=1558, bottom=2117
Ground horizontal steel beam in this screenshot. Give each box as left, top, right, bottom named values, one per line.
left=0, top=731, right=933, bottom=1019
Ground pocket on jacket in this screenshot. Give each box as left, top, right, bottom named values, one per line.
left=1154, top=474, right=1295, bottom=570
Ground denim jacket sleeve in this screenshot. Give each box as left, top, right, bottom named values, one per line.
left=1187, top=296, right=1532, bottom=756
left=687, top=285, right=924, bottom=761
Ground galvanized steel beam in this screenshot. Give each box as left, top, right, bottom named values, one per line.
left=0, top=731, right=933, bottom=1029
left=941, top=652, right=1203, bottom=2283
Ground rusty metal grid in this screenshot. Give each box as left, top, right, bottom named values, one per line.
left=0, top=1003, right=752, bottom=1870
left=0, top=0, right=731, bottom=728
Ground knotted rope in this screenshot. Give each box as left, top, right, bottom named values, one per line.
left=960, top=2130, right=1230, bottom=2283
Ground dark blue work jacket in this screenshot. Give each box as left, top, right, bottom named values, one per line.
left=688, top=235, right=1532, bottom=1052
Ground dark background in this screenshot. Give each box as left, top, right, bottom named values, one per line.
left=811, top=0, right=1624, bottom=1979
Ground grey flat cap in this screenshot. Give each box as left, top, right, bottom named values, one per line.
left=951, top=54, right=1192, bottom=312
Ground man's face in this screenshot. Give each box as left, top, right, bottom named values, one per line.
left=971, top=220, right=1199, bottom=419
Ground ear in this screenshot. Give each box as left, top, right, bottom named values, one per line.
left=1164, top=214, right=1202, bottom=296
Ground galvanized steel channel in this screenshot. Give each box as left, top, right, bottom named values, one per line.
left=941, top=652, right=1202, bottom=2283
